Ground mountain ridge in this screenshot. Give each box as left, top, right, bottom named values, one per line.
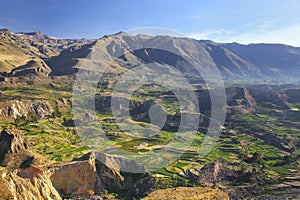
left=1, top=29, right=300, bottom=81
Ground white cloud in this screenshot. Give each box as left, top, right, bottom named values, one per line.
left=231, top=23, right=300, bottom=46
left=187, top=29, right=231, bottom=40
left=258, top=20, right=277, bottom=32
left=188, top=23, right=300, bottom=47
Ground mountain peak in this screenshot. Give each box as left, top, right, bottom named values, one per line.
left=17, top=30, right=52, bottom=40
left=101, top=31, right=129, bottom=40
left=0, top=28, right=11, bottom=33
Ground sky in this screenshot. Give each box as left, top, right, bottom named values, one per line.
left=1, top=0, right=300, bottom=46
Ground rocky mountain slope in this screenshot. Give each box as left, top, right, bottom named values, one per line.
left=43, top=32, right=262, bottom=79
left=1, top=29, right=300, bottom=81
left=43, top=32, right=300, bottom=80
left=221, top=42, right=300, bottom=80
left=0, top=29, right=95, bottom=75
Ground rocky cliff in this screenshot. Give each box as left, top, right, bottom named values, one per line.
left=0, top=100, right=53, bottom=122
left=0, top=128, right=61, bottom=200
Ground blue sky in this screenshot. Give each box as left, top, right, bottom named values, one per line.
left=1, top=0, right=300, bottom=46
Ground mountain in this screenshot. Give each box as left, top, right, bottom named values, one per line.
left=0, top=29, right=37, bottom=73
left=0, top=29, right=95, bottom=74
left=43, top=32, right=300, bottom=81
left=200, top=41, right=260, bottom=78
left=221, top=42, right=300, bottom=80
left=45, top=32, right=261, bottom=79
left=1, top=30, right=300, bottom=81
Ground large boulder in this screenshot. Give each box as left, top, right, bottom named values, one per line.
left=50, top=152, right=102, bottom=198
left=94, top=152, right=155, bottom=197
left=95, top=152, right=155, bottom=197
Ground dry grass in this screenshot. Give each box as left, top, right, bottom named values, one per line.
left=143, top=187, right=229, bottom=200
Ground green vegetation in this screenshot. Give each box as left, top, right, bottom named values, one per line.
left=1, top=79, right=300, bottom=198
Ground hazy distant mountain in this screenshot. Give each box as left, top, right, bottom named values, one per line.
left=199, top=41, right=260, bottom=78
left=221, top=42, right=300, bottom=80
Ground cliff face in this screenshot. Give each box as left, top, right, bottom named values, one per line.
left=0, top=128, right=32, bottom=170
left=226, top=87, right=256, bottom=114
left=0, top=128, right=61, bottom=200
left=0, top=100, right=53, bottom=121
left=0, top=167, right=61, bottom=200
left=50, top=154, right=103, bottom=198
left=51, top=152, right=155, bottom=198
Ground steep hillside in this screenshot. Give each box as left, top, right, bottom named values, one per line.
left=0, top=29, right=95, bottom=74
left=0, top=29, right=38, bottom=73
left=1, top=30, right=300, bottom=81
left=221, top=43, right=300, bottom=80
left=46, top=32, right=261, bottom=80
left=45, top=32, right=300, bottom=81
left=202, top=41, right=260, bottom=78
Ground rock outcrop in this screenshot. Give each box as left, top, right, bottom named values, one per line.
left=0, top=128, right=61, bottom=200
left=190, top=161, right=253, bottom=187
left=226, top=87, right=256, bottom=114
left=0, top=100, right=53, bottom=121
left=0, top=167, right=61, bottom=200
left=50, top=152, right=102, bottom=198
left=186, top=161, right=262, bottom=199
left=95, top=152, right=155, bottom=197
left=51, top=152, right=155, bottom=198
left=0, top=128, right=33, bottom=170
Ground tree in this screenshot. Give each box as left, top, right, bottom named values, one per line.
left=52, top=104, right=62, bottom=118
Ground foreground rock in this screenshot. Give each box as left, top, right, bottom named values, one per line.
left=51, top=152, right=155, bottom=198
left=50, top=153, right=102, bottom=198
left=0, top=128, right=61, bottom=200
left=0, top=128, right=33, bottom=170
left=143, top=187, right=229, bottom=200
left=0, top=167, right=61, bottom=200
left=0, top=128, right=155, bottom=199
left=94, top=152, right=155, bottom=197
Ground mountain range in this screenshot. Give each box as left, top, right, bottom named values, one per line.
left=1, top=29, right=300, bottom=82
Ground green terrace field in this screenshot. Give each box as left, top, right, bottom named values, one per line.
left=1, top=81, right=300, bottom=197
